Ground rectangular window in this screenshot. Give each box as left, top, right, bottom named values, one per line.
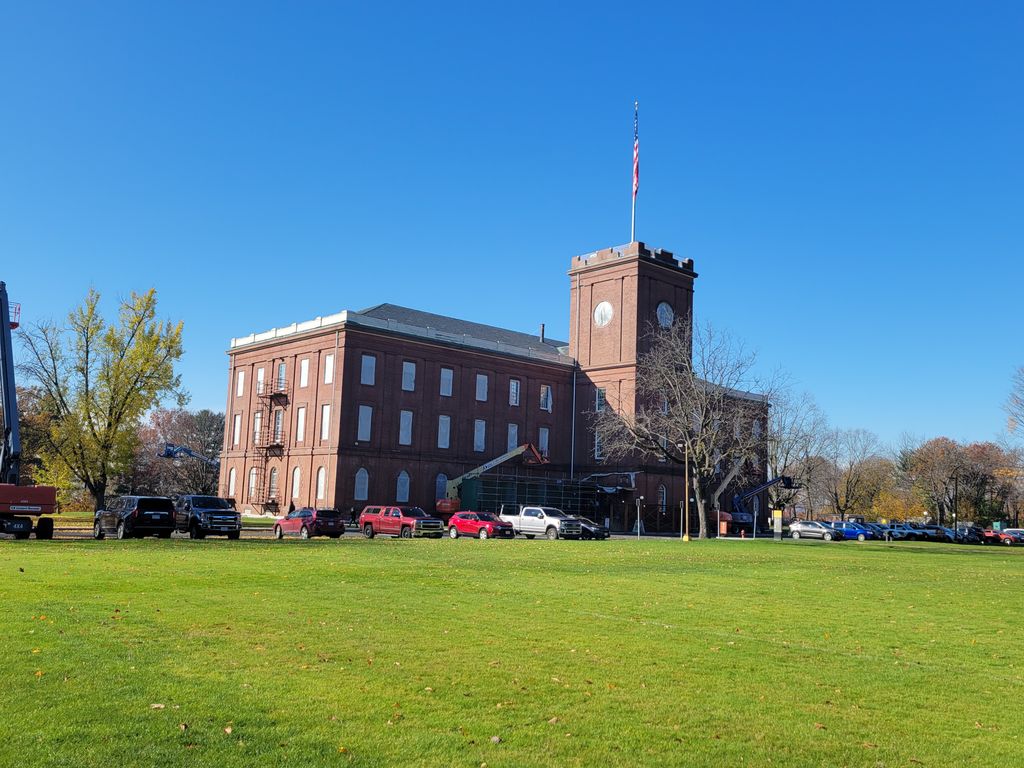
left=273, top=409, right=284, bottom=442
left=357, top=405, right=372, bottom=441
left=437, top=415, right=451, bottom=449
left=324, top=353, right=334, bottom=385
left=235, top=370, right=245, bottom=398
left=232, top=414, right=241, bottom=446
left=252, top=411, right=262, bottom=445
left=360, top=354, right=376, bottom=386
left=276, top=362, right=286, bottom=390
left=402, top=361, right=416, bottom=392
left=399, top=410, right=413, bottom=445
left=475, top=373, right=488, bottom=402
left=295, top=406, right=306, bottom=444
left=256, top=367, right=265, bottom=394
left=299, top=359, right=309, bottom=388
left=321, top=404, right=331, bottom=441
left=540, top=384, right=553, bottom=412
left=473, top=419, right=486, bottom=452
left=507, top=423, right=518, bottom=452
left=538, top=426, right=549, bottom=457
left=594, top=433, right=604, bottom=461
left=440, top=367, right=454, bottom=397
left=509, top=378, right=520, bottom=406
left=595, top=387, right=606, bottom=413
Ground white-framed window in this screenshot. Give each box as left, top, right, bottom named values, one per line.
left=657, top=484, right=667, bottom=514
left=354, top=468, right=369, bottom=501
left=227, top=467, right=236, bottom=496
left=360, top=354, right=376, bottom=386
left=658, top=435, right=668, bottom=462
left=273, top=409, right=284, bottom=442
left=402, top=361, right=416, bottom=392
left=357, top=405, right=372, bottom=442
left=538, top=427, right=550, bottom=457
left=316, top=466, right=326, bottom=500
left=437, top=415, right=451, bottom=449
left=540, top=384, right=553, bottom=412
left=594, top=432, right=604, bottom=461
left=256, top=367, right=265, bottom=394
left=595, top=387, right=606, bottom=412
left=299, top=358, right=309, bottom=388
left=276, top=362, right=287, bottom=390
left=435, top=473, right=448, bottom=501
left=291, top=467, right=301, bottom=499
left=507, top=423, right=518, bottom=452
left=475, top=373, right=488, bottom=402
left=295, top=406, right=306, bottom=444
left=236, top=370, right=245, bottom=398
left=752, top=420, right=762, bottom=440
left=324, top=354, right=334, bottom=385
left=321, top=404, right=331, bottom=441
left=399, top=410, right=413, bottom=445
left=232, top=414, right=242, bottom=446
left=509, top=378, right=520, bottom=406
left=252, top=411, right=262, bottom=444
left=473, top=419, right=486, bottom=452
left=396, top=471, right=410, bottom=503
left=440, top=367, right=454, bottom=397
left=268, top=467, right=279, bottom=498
left=247, top=468, right=257, bottom=499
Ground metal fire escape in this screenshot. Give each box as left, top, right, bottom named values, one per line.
left=250, top=372, right=288, bottom=512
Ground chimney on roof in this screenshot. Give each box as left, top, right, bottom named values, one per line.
left=539, top=323, right=546, bottom=344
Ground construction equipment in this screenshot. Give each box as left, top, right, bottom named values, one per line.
left=159, top=442, right=221, bottom=468
left=436, top=444, right=547, bottom=514
left=0, top=282, right=57, bottom=539
left=730, top=476, right=794, bottom=535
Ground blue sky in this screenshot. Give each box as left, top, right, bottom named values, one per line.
left=2, top=1, right=1021, bottom=447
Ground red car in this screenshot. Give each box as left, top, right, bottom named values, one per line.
left=358, top=505, right=445, bottom=538
left=273, top=507, right=346, bottom=539
left=447, top=511, right=515, bottom=539
left=997, top=528, right=1024, bottom=546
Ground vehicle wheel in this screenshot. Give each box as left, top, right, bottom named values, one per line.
left=300, top=526, right=310, bottom=540
left=93, top=520, right=105, bottom=540
left=857, top=533, right=866, bottom=542
left=363, top=524, right=375, bottom=539
left=328, top=533, right=340, bottom=539
left=400, top=526, right=413, bottom=539
left=478, top=528, right=489, bottom=540
left=546, top=527, right=558, bottom=540
left=1004, top=538, right=1014, bottom=546
left=525, top=534, right=535, bottom=539
left=449, top=526, right=459, bottom=539
left=35, top=517, right=54, bottom=540
left=189, top=524, right=205, bottom=540
left=791, top=531, right=800, bottom=540
left=227, top=531, right=241, bottom=540
left=116, top=521, right=128, bottom=540
left=823, top=532, right=833, bottom=541
left=274, top=525, right=283, bottom=540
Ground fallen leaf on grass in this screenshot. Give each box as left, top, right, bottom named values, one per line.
left=490, top=735, right=501, bottom=744
left=862, top=742, right=877, bottom=749
left=338, top=746, right=348, bottom=753
left=179, top=723, right=188, bottom=732
left=31, top=649, right=40, bottom=654
left=224, top=726, right=233, bottom=735
left=547, top=717, right=560, bottom=725
left=150, top=704, right=165, bottom=710
left=34, top=670, right=43, bottom=678
left=814, top=723, right=826, bottom=730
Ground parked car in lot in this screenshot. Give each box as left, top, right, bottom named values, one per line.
left=359, top=505, right=445, bottom=538
left=447, top=511, right=515, bottom=539
left=997, top=528, right=1024, bottom=546
left=94, top=496, right=175, bottom=540
left=273, top=507, right=346, bottom=539
left=832, top=521, right=875, bottom=541
left=919, top=524, right=955, bottom=543
left=789, top=521, right=845, bottom=541
left=498, top=505, right=582, bottom=540
left=575, top=516, right=610, bottom=540
left=174, top=495, right=242, bottom=539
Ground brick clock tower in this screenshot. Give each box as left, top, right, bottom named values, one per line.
left=568, top=241, right=697, bottom=470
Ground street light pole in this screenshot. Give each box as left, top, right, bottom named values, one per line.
left=678, top=441, right=690, bottom=541
left=636, top=496, right=644, bottom=540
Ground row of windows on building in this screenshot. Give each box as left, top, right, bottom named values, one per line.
left=230, top=404, right=334, bottom=447
left=235, top=355, right=336, bottom=398
left=360, top=355, right=554, bottom=411
left=226, top=465, right=443, bottom=506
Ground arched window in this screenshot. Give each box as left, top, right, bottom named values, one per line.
left=396, top=470, right=410, bottom=503
left=228, top=467, right=236, bottom=496
left=435, top=473, right=448, bottom=501
left=316, top=466, right=326, bottom=500
left=247, top=468, right=257, bottom=500
left=657, top=484, right=667, bottom=514
left=292, top=467, right=301, bottom=499
left=354, top=468, right=369, bottom=501
left=268, top=467, right=279, bottom=499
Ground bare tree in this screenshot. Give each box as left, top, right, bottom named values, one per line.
left=899, top=436, right=963, bottom=525
left=1006, top=367, right=1024, bottom=435
left=125, top=408, right=224, bottom=496
left=767, top=390, right=831, bottom=511
left=818, top=428, right=886, bottom=520
left=592, top=320, right=774, bottom=538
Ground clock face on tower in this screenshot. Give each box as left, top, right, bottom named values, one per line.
left=593, top=301, right=614, bottom=328
left=656, top=302, right=674, bottom=328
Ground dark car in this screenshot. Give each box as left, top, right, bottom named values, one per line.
left=575, top=516, right=610, bottom=540
left=789, top=520, right=845, bottom=541
left=174, top=494, right=242, bottom=539
left=273, top=507, right=346, bottom=539
left=93, top=496, right=176, bottom=540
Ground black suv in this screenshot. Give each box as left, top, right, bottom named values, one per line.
left=576, top=516, right=610, bottom=540
left=174, top=495, right=242, bottom=539
left=94, top=496, right=175, bottom=540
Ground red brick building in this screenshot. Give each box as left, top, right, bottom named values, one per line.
left=220, top=241, right=767, bottom=531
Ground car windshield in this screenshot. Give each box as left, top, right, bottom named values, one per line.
left=578, top=517, right=598, bottom=526
left=316, top=508, right=341, bottom=517
left=541, top=507, right=566, bottom=518
left=400, top=507, right=428, bottom=518
left=476, top=513, right=498, bottom=522
left=189, top=496, right=233, bottom=510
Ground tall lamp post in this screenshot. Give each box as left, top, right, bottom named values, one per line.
left=636, top=496, right=644, bottom=540
left=677, top=441, right=690, bottom=541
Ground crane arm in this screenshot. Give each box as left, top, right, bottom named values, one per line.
left=0, top=282, right=22, bottom=486
left=731, top=476, right=795, bottom=521
left=159, top=442, right=221, bottom=468
left=446, top=443, right=546, bottom=499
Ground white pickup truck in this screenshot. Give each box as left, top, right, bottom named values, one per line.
left=498, top=505, right=582, bottom=540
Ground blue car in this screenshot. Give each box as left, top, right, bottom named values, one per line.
left=831, top=521, right=875, bottom=541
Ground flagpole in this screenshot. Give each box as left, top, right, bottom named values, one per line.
left=630, top=100, right=639, bottom=242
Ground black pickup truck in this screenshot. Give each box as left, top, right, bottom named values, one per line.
left=174, top=495, right=242, bottom=539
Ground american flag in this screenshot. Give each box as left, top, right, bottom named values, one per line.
left=632, top=101, right=639, bottom=198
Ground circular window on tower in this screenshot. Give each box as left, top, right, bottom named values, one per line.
left=593, top=301, right=614, bottom=328
left=656, top=301, right=675, bottom=328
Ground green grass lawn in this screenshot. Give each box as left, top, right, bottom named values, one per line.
left=1, top=538, right=1021, bottom=767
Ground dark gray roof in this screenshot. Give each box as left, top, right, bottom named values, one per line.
left=357, top=303, right=568, bottom=354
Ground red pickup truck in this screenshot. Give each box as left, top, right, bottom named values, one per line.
left=358, top=505, right=445, bottom=539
